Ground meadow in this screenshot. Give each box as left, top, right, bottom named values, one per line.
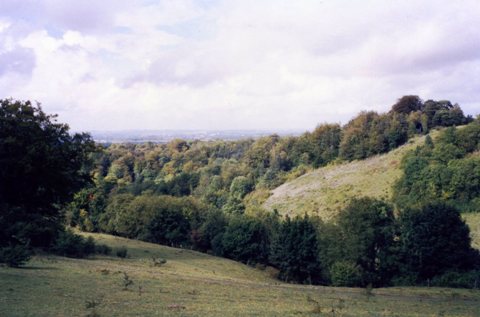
left=1, top=232, right=479, bottom=317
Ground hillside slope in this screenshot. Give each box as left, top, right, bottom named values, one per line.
left=264, top=134, right=432, bottom=220
left=1, top=232, right=480, bottom=316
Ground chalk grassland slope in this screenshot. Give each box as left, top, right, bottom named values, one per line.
left=264, top=134, right=431, bottom=220
left=264, top=129, right=480, bottom=247
left=1, top=233, right=480, bottom=317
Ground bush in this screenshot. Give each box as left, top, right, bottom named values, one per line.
left=51, top=230, right=97, bottom=258
left=95, top=244, right=112, bottom=255
left=431, top=270, right=480, bottom=289
left=330, top=261, right=363, bottom=287
left=116, top=246, right=128, bottom=258
left=0, top=245, right=32, bottom=267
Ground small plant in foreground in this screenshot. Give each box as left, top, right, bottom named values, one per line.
left=122, top=272, right=134, bottom=290
left=85, top=296, right=103, bottom=317
left=116, top=246, right=128, bottom=258
left=306, top=295, right=322, bottom=313
left=364, top=283, right=374, bottom=301
left=95, top=244, right=112, bottom=255
left=151, top=256, right=167, bottom=267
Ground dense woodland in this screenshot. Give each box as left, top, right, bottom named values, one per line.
left=1, top=96, right=479, bottom=288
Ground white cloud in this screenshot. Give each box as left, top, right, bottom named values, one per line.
left=0, top=0, right=479, bottom=131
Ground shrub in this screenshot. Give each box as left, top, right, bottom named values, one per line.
left=330, top=261, right=363, bottom=287
left=95, top=244, right=112, bottom=255
left=431, top=270, right=480, bottom=289
left=51, top=230, right=97, bottom=258
left=0, top=245, right=32, bottom=267
left=151, top=257, right=167, bottom=267
left=116, top=246, right=128, bottom=258
left=122, top=272, right=134, bottom=290
left=84, top=237, right=96, bottom=255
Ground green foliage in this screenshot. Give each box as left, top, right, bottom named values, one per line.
left=391, top=95, right=423, bottom=114
left=339, top=111, right=410, bottom=160
left=51, top=230, right=96, bottom=258
left=397, top=203, right=479, bottom=282
left=0, top=245, right=32, bottom=267
left=66, top=185, right=108, bottom=232
left=269, top=215, right=322, bottom=284
left=98, top=194, right=208, bottom=247
left=221, top=216, right=269, bottom=265
left=95, top=244, right=112, bottom=255
left=0, top=99, right=95, bottom=250
left=197, top=210, right=228, bottom=254
left=394, top=121, right=480, bottom=211
left=430, top=270, right=480, bottom=289
left=115, top=246, right=128, bottom=258
left=335, top=198, right=397, bottom=286
left=339, top=99, right=469, bottom=161
left=146, top=204, right=190, bottom=247
left=292, top=123, right=342, bottom=168
left=330, top=261, right=362, bottom=287
left=81, top=96, right=467, bottom=234
left=229, top=176, right=254, bottom=200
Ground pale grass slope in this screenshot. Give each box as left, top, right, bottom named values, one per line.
left=1, top=232, right=480, bottom=317
left=265, top=135, right=429, bottom=220
left=264, top=129, right=480, bottom=248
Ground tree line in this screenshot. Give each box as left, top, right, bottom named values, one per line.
left=1, top=97, right=478, bottom=289
left=66, top=95, right=473, bottom=231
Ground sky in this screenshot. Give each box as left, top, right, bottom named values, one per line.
left=0, top=0, right=479, bottom=132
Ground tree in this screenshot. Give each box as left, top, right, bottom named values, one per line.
left=336, top=198, right=397, bottom=286
left=270, top=215, right=322, bottom=284
left=0, top=99, right=95, bottom=255
left=394, top=121, right=480, bottom=212
left=398, top=202, right=479, bottom=282
left=221, top=216, right=269, bottom=265
left=197, top=210, right=228, bottom=254
left=147, top=205, right=190, bottom=247
left=391, top=95, right=423, bottom=114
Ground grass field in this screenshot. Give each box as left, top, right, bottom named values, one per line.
left=264, top=134, right=430, bottom=220
left=1, top=232, right=480, bottom=317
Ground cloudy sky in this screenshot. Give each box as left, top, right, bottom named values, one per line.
left=0, top=0, right=479, bottom=132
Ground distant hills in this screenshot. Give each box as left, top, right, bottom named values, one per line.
left=88, top=129, right=303, bottom=143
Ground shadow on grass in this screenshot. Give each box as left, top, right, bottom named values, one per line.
left=20, top=266, right=58, bottom=270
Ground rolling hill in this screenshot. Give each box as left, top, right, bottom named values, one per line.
left=264, top=134, right=430, bottom=220
left=1, top=232, right=480, bottom=316
left=263, top=128, right=480, bottom=248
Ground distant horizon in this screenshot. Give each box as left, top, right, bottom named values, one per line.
left=85, top=128, right=307, bottom=132
left=85, top=128, right=305, bottom=143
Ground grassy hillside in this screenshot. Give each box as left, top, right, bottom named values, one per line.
left=264, top=129, right=480, bottom=248
left=1, top=232, right=480, bottom=317
left=264, top=134, right=432, bottom=220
